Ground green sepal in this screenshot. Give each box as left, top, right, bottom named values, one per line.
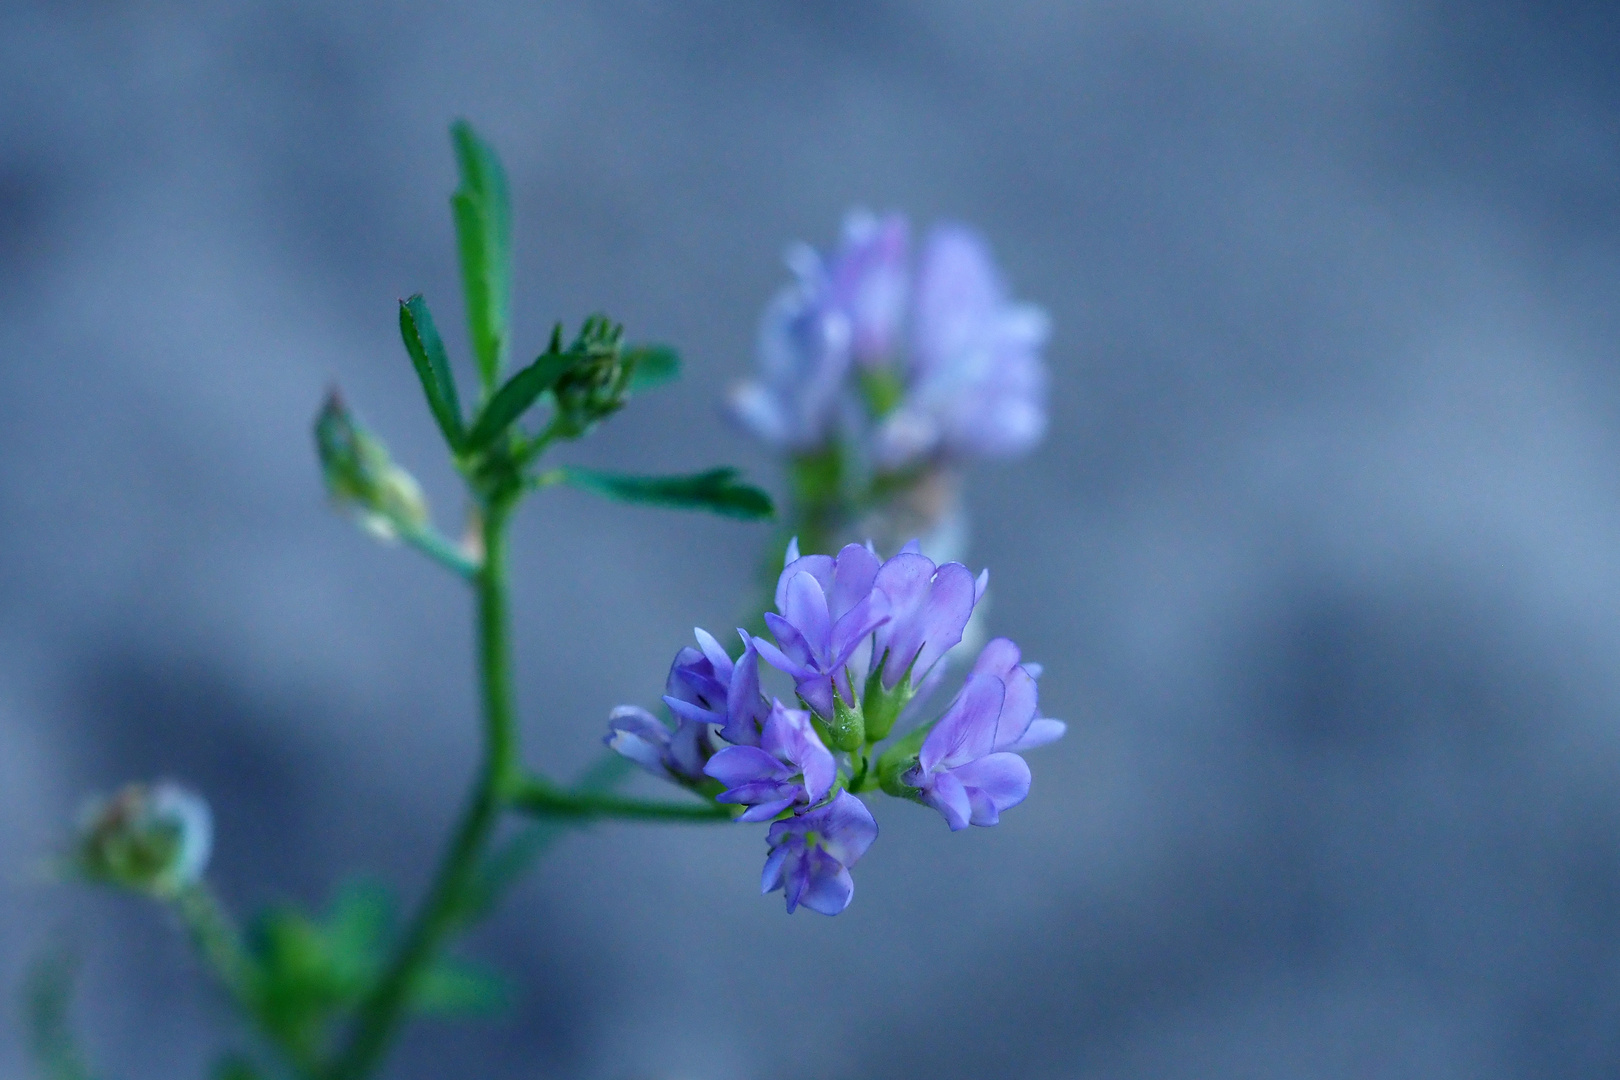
left=876, top=723, right=932, bottom=799
left=858, top=365, right=906, bottom=421
left=807, top=710, right=834, bottom=751
left=449, top=119, right=511, bottom=391
left=464, top=349, right=577, bottom=451
left=861, top=656, right=914, bottom=743
left=828, top=693, right=865, bottom=752
left=623, top=344, right=681, bottom=394
left=398, top=296, right=464, bottom=449
left=560, top=466, right=774, bottom=520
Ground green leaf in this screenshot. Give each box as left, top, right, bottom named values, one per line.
left=561, top=466, right=774, bottom=519
left=322, top=880, right=395, bottom=983
left=450, top=120, right=512, bottom=391
left=398, top=296, right=464, bottom=448
left=623, top=344, right=680, bottom=394
left=410, top=956, right=509, bottom=1016
left=464, top=349, right=578, bottom=451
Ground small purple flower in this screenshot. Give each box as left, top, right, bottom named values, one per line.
left=761, top=791, right=878, bottom=915
left=703, top=701, right=837, bottom=822
left=603, top=705, right=717, bottom=784
left=825, top=211, right=910, bottom=367
left=869, top=541, right=987, bottom=692
left=728, top=247, right=855, bottom=452
left=662, top=628, right=770, bottom=747
left=727, top=211, right=909, bottom=452
left=753, top=541, right=887, bottom=719
left=874, top=225, right=1049, bottom=467
left=904, top=637, right=1065, bottom=831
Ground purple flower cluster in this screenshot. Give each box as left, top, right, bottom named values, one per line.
left=605, top=539, right=1062, bottom=915
left=729, top=211, right=1049, bottom=469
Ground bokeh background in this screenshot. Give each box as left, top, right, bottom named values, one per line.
left=5, top=1, right=1620, bottom=1076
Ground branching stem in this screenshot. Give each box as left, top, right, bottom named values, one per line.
left=325, top=496, right=517, bottom=1080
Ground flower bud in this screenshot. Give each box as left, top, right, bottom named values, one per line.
left=72, top=782, right=212, bottom=897
left=315, top=390, right=430, bottom=540
left=549, top=315, right=631, bottom=437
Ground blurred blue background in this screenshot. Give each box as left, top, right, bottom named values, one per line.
left=5, top=1, right=1620, bottom=1076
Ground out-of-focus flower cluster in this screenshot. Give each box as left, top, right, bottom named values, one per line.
left=607, top=539, right=1063, bottom=915
left=730, top=211, right=1049, bottom=472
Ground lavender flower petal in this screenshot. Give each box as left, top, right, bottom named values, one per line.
left=916, top=674, right=1003, bottom=775
left=604, top=706, right=673, bottom=779
left=951, top=752, right=1032, bottom=826
left=703, top=745, right=783, bottom=787
left=872, top=553, right=977, bottom=690
left=828, top=211, right=910, bottom=365
left=1005, top=718, right=1067, bottom=752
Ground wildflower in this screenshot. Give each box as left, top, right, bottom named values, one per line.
left=760, top=791, right=878, bottom=915
left=662, top=629, right=770, bottom=747
left=869, top=542, right=985, bottom=694
left=752, top=541, right=887, bottom=721
left=873, top=225, right=1049, bottom=467
left=73, top=782, right=213, bottom=897
left=603, top=706, right=718, bottom=784
left=703, top=701, right=836, bottom=822
left=903, top=638, right=1065, bottom=830
left=728, top=248, right=856, bottom=453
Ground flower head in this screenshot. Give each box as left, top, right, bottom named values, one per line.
left=703, top=701, right=837, bottom=822
left=761, top=791, right=878, bottom=915
left=73, top=781, right=213, bottom=897
left=903, top=638, right=1065, bottom=831
left=731, top=213, right=1047, bottom=470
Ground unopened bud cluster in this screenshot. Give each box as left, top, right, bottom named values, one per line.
left=71, top=781, right=212, bottom=898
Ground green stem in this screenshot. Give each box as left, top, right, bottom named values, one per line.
left=174, top=882, right=255, bottom=1009
left=325, top=497, right=519, bottom=1080
left=508, top=774, right=733, bottom=822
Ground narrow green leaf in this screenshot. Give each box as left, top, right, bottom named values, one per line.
left=464, top=349, right=578, bottom=451
left=410, top=957, right=509, bottom=1016
left=398, top=296, right=464, bottom=448
left=561, top=466, right=774, bottom=519
left=450, top=120, right=512, bottom=391
left=623, top=344, right=680, bottom=394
